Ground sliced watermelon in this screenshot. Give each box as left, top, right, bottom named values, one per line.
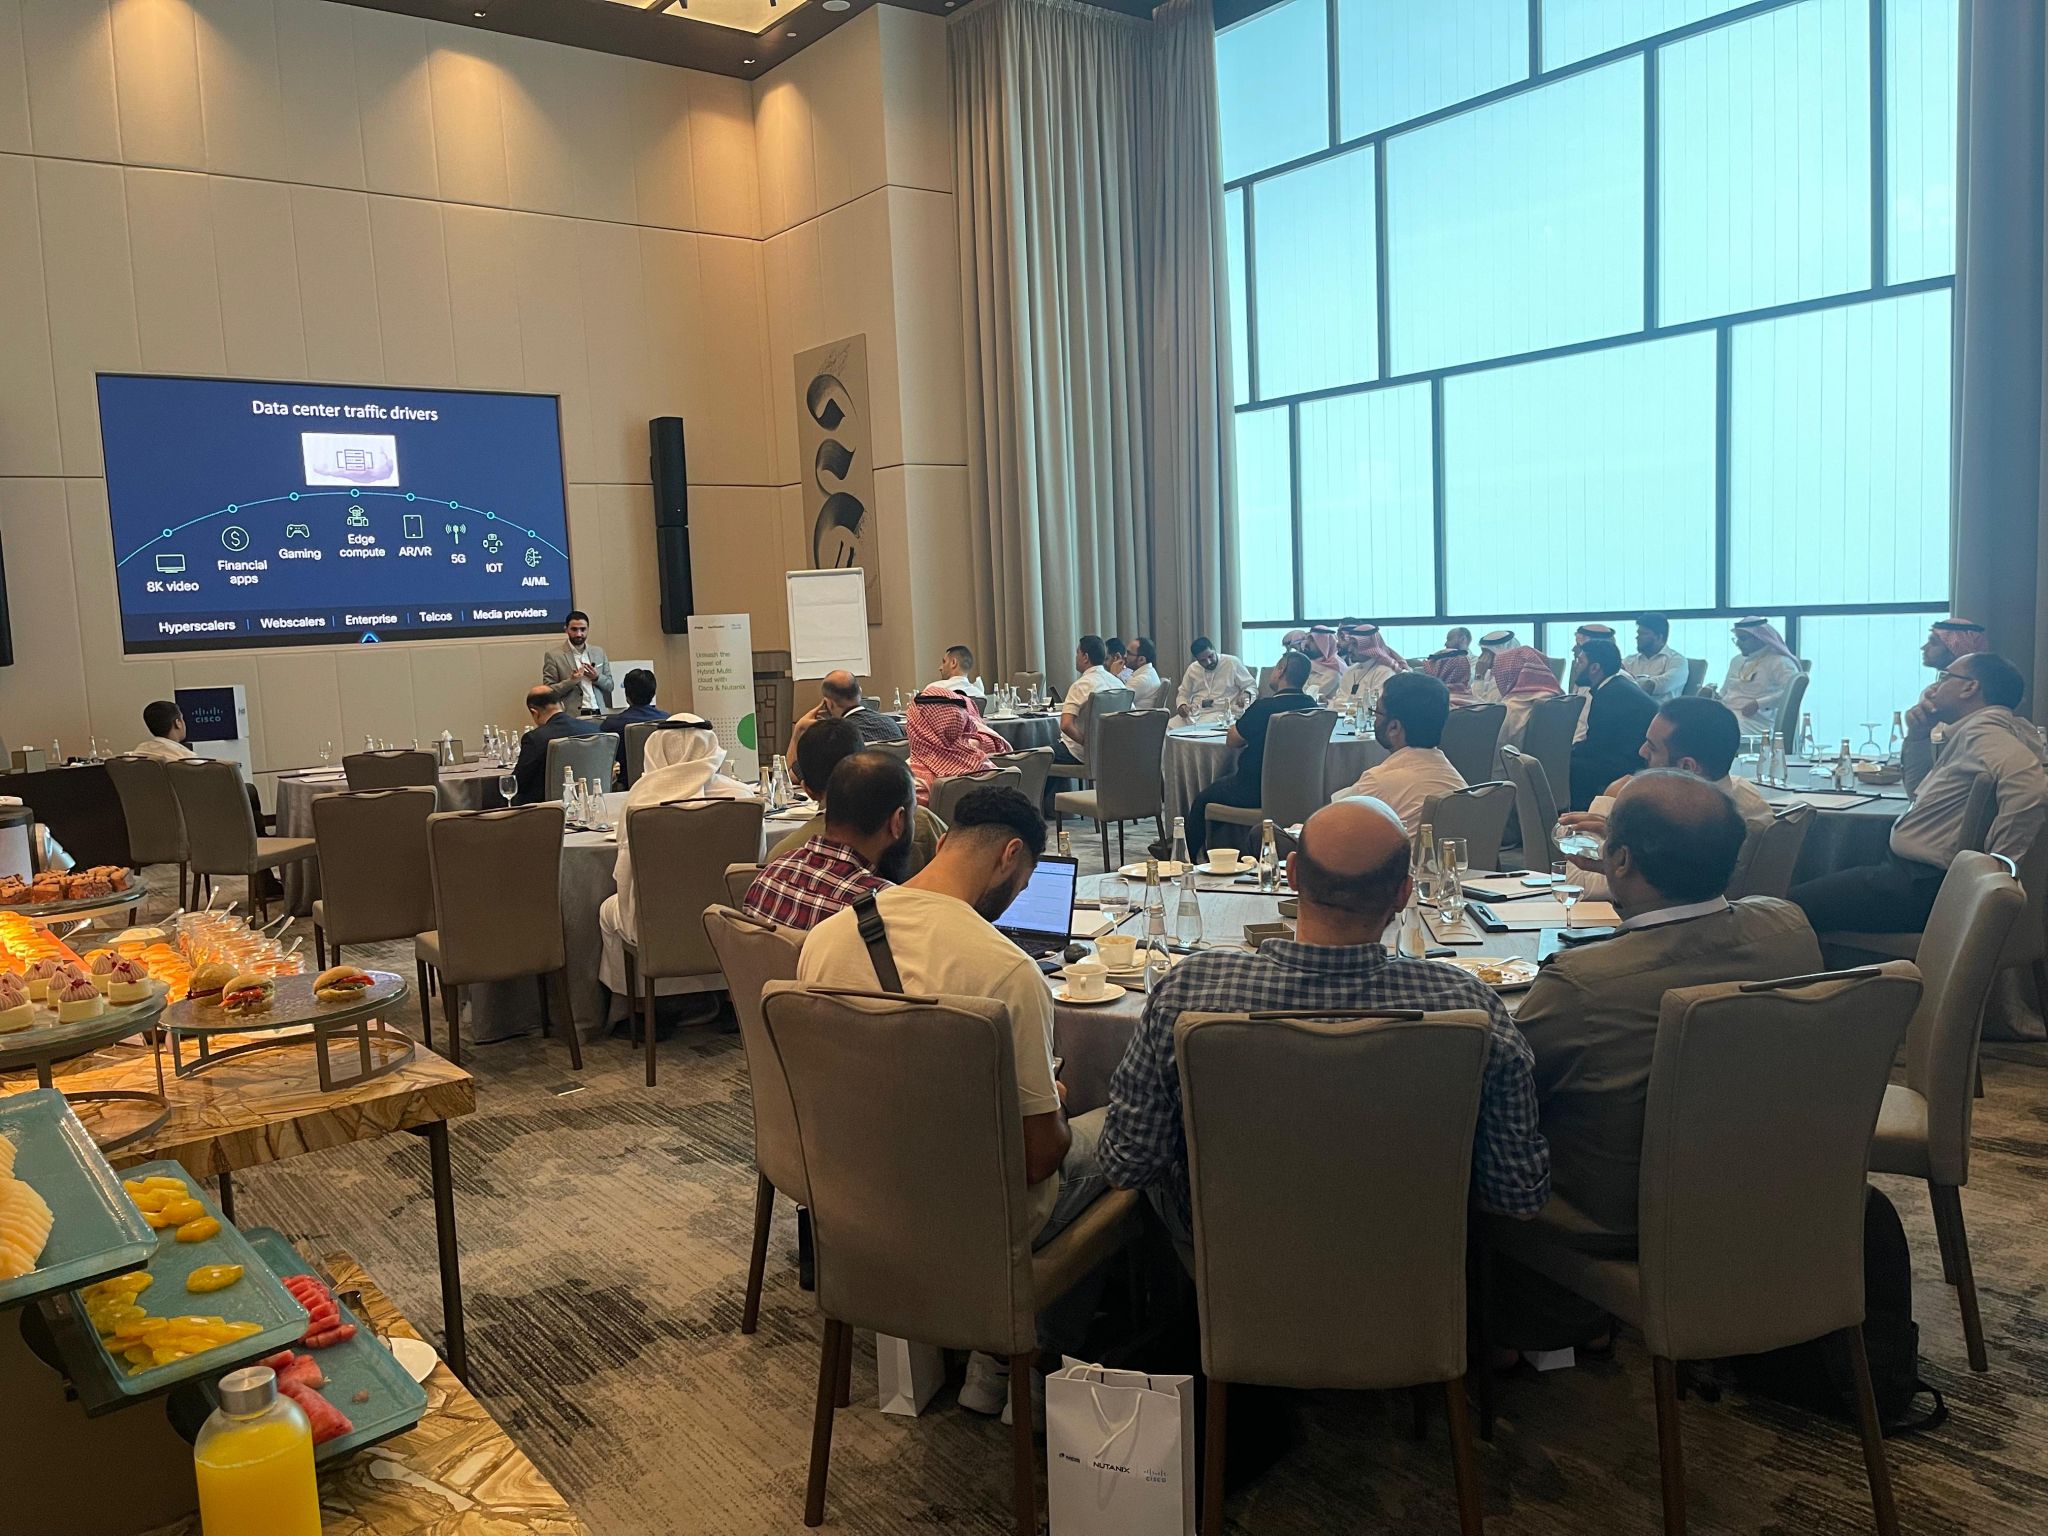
left=279, top=1378, right=353, bottom=1445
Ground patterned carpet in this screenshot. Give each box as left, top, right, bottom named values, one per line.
left=170, top=851, right=2048, bottom=1535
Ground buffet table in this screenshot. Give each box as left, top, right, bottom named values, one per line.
left=0, top=761, right=131, bottom=869
left=271, top=761, right=510, bottom=916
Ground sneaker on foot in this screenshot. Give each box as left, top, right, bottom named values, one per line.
left=1000, top=1367, right=1047, bottom=1431
left=958, top=1351, right=1009, bottom=1416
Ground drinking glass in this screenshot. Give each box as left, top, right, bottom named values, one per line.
left=1553, top=861, right=1585, bottom=928
left=1098, top=875, right=1130, bottom=929
left=318, top=741, right=332, bottom=768
left=1438, top=869, right=1465, bottom=931
left=497, top=770, right=518, bottom=806
left=1553, top=820, right=1601, bottom=861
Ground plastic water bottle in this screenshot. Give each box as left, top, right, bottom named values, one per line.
left=1141, top=858, right=1172, bottom=992
left=562, top=765, right=577, bottom=809
left=1256, top=819, right=1279, bottom=893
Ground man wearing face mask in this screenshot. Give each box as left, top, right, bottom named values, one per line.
left=1327, top=671, right=1466, bottom=833
left=1174, top=635, right=1255, bottom=722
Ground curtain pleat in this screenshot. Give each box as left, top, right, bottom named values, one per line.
left=951, top=0, right=1236, bottom=684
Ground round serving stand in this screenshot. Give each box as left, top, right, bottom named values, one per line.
left=0, top=985, right=171, bottom=1152
left=162, top=971, right=414, bottom=1092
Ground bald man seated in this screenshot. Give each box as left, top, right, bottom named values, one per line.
left=1495, top=769, right=1820, bottom=1349
left=788, top=668, right=905, bottom=757
left=1097, top=796, right=1550, bottom=1268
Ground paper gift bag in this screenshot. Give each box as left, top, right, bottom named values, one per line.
left=875, top=1334, right=945, bottom=1417
left=1046, top=1359, right=1196, bottom=1536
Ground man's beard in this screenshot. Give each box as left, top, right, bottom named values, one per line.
left=874, top=824, right=916, bottom=885
left=972, top=869, right=1027, bottom=922
left=1201, top=658, right=1218, bottom=672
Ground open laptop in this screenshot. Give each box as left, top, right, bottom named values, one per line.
left=994, top=854, right=1079, bottom=959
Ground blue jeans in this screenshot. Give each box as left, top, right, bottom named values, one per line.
left=1033, top=1108, right=1110, bottom=1353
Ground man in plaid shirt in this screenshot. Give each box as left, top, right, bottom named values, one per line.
left=744, top=752, right=917, bottom=930
left=1098, top=797, right=1550, bottom=1262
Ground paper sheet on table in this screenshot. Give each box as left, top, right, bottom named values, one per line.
left=1483, top=898, right=1619, bottom=929
left=786, top=567, right=871, bottom=679
left=1761, top=790, right=1880, bottom=811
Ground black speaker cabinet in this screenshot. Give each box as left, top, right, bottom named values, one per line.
left=650, top=417, right=692, bottom=633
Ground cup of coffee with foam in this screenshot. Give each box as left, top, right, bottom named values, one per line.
left=1096, top=933, right=1138, bottom=972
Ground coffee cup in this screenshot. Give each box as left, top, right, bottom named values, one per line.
left=1064, top=957, right=1109, bottom=1000
left=1206, top=847, right=1243, bottom=873
left=1096, top=933, right=1138, bottom=972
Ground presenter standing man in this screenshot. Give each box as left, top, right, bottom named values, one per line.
left=543, top=611, right=613, bottom=717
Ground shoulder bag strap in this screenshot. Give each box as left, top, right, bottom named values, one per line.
left=851, top=891, right=904, bottom=993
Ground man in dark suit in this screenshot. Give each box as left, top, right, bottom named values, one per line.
left=1182, top=649, right=1318, bottom=844
left=600, top=668, right=671, bottom=776
left=1568, top=636, right=1658, bottom=810
left=513, top=684, right=600, bottom=805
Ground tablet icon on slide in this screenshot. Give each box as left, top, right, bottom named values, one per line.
left=403, top=514, right=425, bottom=540
left=303, top=432, right=399, bottom=488
left=155, top=553, right=186, bottom=575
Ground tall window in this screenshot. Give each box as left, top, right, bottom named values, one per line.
left=1218, top=0, right=1959, bottom=745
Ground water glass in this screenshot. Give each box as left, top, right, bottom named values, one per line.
left=1437, top=870, right=1466, bottom=931
left=1552, top=861, right=1585, bottom=927
left=498, top=770, right=518, bottom=806
left=318, top=741, right=332, bottom=768
left=1099, top=875, right=1130, bottom=928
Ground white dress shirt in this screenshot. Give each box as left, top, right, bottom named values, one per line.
left=1123, top=662, right=1162, bottom=701
left=1331, top=747, right=1468, bottom=835
left=1177, top=655, right=1254, bottom=719
left=1623, top=648, right=1688, bottom=704
left=927, top=674, right=985, bottom=699
left=1719, top=651, right=1800, bottom=732
left=129, top=735, right=195, bottom=762
left=1061, top=665, right=1124, bottom=761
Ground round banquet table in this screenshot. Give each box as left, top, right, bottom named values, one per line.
left=982, top=712, right=1062, bottom=752
left=1162, top=722, right=1384, bottom=828
left=272, top=760, right=509, bottom=916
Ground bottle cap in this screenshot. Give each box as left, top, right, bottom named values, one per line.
left=217, top=1365, right=277, bottom=1415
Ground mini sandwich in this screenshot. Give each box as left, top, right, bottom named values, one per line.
left=219, top=973, right=274, bottom=1017
left=53, top=974, right=105, bottom=1023
left=313, top=965, right=375, bottom=1004
left=106, top=957, right=152, bottom=1006
left=185, top=961, right=236, bottom=1009
left=0, top=974, right=33, bottom=1033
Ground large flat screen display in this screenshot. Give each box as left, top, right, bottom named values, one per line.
left=98, top=374, right=574, bottom=654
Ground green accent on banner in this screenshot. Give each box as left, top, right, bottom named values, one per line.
left=736, top=713, right=758, bottom=751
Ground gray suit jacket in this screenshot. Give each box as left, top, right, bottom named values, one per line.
left=542, top=644, right=614, bottom=712
left=1514, top=897, right=1822, bottom=1250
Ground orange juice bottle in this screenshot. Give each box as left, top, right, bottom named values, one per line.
left=193, top=1366, right=321, bottom=1536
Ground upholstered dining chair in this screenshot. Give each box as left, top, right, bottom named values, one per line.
left=309, top=788, right=436, bottom=1037
left=1776, top=672, right=1812, bottom=755
left=1439, top=705, right=1506, bottom=791
left=1205, top=707, right=1339, bottom=843
left=989, top=747, right=1054, bottom=812
left=760, top=982, right=1141, bottom=1534
left=1497, top=745, right=1560, bottom=871
left=703, top=906, right=807, bottom=1334
left=1010, top=670, right=1045, bottom=697
left=1726, top=803, right=1815, bottom=900
left=104, top=755, right=188, bottom=907
left=1682, top=658, right=1708, bottom=696
left=930, top=766, right=1023, bottom=828
left=1052, top=686, right=1136, bottom=788
left=341, top=748, right=438, bottom=791
left=1867, top=852, right=2024, bottom=1372
left=1177, top=1009, right=1494, bottom=1536
left=1052, top=711, right=1170, bottom=869
left=1518, top=695, right=1584, bottom=837
left=165, top=757, right=317, bottom=923
left=544, top=732, right=618, bottom=795
left=1420, top=783, right=1515, bottom=874
left=419, top=805, right=580, bottom=1072
left=724, top=862, right=761, bottom=910
left=1488, top=964, right=1922, bottom=1536
left=622, top=720, right=662, bottom=787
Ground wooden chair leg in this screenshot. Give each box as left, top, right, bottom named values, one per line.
left=1931, top=1183, right=1989, bottom=1372
left=741, top=1172, right=774, bottom=1335
left=535, top=973, right=553, bottom=1037
left=1009, top=1351, right=1037, bottom=1536
left=1928, top=1180, right=1959, bottom=1285
left=1651, top=1356, right=1686, bottom=1536
left=441, top=983, right=462, bottom=1068
left=796, top=1205, right=816, bottom=1292
left=314, top=926, right=326, bottom=970
left=414, top=958, right=433, bottom=1048
left=1442, top=1375, right=1485, bottom=1536
left=643, top=978, right=658, bottom=1088
left=331, top=944, right=340, bottom=967
left=836, top=1319, right=854, bottom=1409
left=177, top=864, right=188, bottom=910
left=1202, top=1377, right=1227, bottom=1536
left=804, top=1318, right=844, bottom=1527
left=1844, top=1328, right=1902, bottom=1536
left=556, top=970, right=582, bottom=1071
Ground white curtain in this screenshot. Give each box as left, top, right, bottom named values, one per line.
left=952, top=0, right=1238, bottom=683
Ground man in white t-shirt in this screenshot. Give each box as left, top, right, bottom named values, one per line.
left=1054, top=635, right=1123, bottom=768
left=927, top=643, right=986, bottom=700
left=1329, top=672, right=1466, bottom=834
left=798, top=784, right=1106, bottom=1422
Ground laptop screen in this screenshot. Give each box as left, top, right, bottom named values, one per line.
left=995, top=854, right=1079, bottom=945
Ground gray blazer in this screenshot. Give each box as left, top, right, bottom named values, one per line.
left=542, top=643, right=614, bottom=712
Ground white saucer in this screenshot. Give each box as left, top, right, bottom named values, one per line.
left=387, top=1335, right=439, bottom=1383
left=1053, top=982, right=1126, bottom=1006
left=1197, top=861, right=1249, bottom=876
left=1118, top=861, right=1187, bottom=879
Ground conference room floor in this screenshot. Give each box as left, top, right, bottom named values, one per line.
left=143, top=846, right=2048, bottom=1535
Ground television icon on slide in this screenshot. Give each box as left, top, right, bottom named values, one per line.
left=303, top=432, right=400, bottom=488
left=155, top=553, right=186, bottom=575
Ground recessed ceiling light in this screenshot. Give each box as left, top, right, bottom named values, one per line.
left=743, top=56, right=755, bottom=63
left=822, top=0, right=849, bottom=10
left=786, top=29, right=797, bottom=36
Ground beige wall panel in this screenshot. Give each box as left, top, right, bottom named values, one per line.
left=573, top=218, right=651, bottom=485
left=865, top=464, right=921, bottom=692
left=289, top=185, right=382, bottom=383
left=0, top=1, right=28, bottom=155
left=804, top=10, right=886, bottom=222
left=61, top=479, right=152, bottom=742
left=509, top=212, right=593, bottom=480
left=628, top=56, right=696, bottom=231
left=750, top=71, right=811, bottom=239
left=369, top=195, right=457, bottom=386
left=692, top=485, right=793, bottom=650
left=192, top=0, right=290, bottom=183
left=687, top=234, right=776, bottom=488
left=125, top=167, right=226, bottom=374
left=0, top=479, right=89, bottom=751
left=878, top=6, right=952, bottom=194
left=561, top=44, right=637, bottom=225
left=686, top=70, right=758, bottom=239
left=594, top=482, right=667, bottom=668
left=19, top=0, right=120, bottom=162
left=273, top=0, right=364, bottom=190
left=254, top=650, right=340, bottom=771
left=0, top=153, right=62, bottom=477
left=563, top=480, right=604, bottom=625
left=896, top=462, right=976, bottom=667
left=351, top=7, right=438, bottom=200
left=885, top=185, right=967, bottom=468
left=491, top=30, right=575, bottom=217
left=37, top=157, right=138, bottom=477
left=211, top=175, right=306, bottom=378
left=441, top=202, right=524, bottom=389
left=760, top=219, right=822, bottom=486
left=406, top=643, right=483, bottom=747
left=476, top=638, right=544, bottom=728
left=109, top=0, right=206, bottom=170
left=333, top=643, right=415, bottom=750
left=424, top=27, right=508, bottom=209
left=813, top=189, right=903, bottom=470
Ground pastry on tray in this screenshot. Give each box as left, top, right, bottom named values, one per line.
left=53, top=974, right=105, bottom=1022
left=0, top=973, right=32, bottom=1033
left=22, top=958, right=60, bottom=1002
left=106, top=956, right=152, bottom=1006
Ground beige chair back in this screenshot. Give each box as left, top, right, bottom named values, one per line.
left=1727, top=802, right=1814, bottom=899
left=1011, top=670, right=1045, bottom=696
left=1498, top=744, right=1560, bottom=869
left=868, top=739, right=911, bottom=766
left=1998, top=826, right=2048, bottom=968
left=929, top=767, right=1022, bottom=826
left=724, top=862, right=760, bottom=909
left=1545, top=655, right=1570, bottom=684
left=425, top=806, right=567, bottom=984
left=104, top=755, right=187, bottom=866
left=1636, top=963, right=1921, bottom=1361
left=1439, top=704, right=1505, bottom=789
left=342, top=749, right=438, bottom=791
left=703, top=908, right=807, bottom=1199
left=622, top=721, right=662, bottom=787
left=760, top=983, right=1038, bottom=1355
left=990, top=747, right=1053, bottom=808
left=1682, top=657, right=1708, bottom=696
left=1775, top=671, right=1812, bottom=752
left=545, top=732, right=618, bottom=793
left=1176, top=1010, right=1491, bottom=1388
left=1088, top=710, right=1171, bottom=822
left=625, top=799, right=766, bottom=979
left=1520, top=694, right=1584, bottom=825
left=1080, top=687, right=1136, bottom=762
left=1257, top=708, right=1340, bottom=826
left=1419, top=781, right=1515, bottom=872
left=1901, top=852, right=2024, bottom=1186
left=310, top=788, right=436, bottom=944
left=165, top=758, right=259, bottom=875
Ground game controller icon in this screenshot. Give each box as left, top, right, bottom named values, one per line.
left=285, top=523, right=311, bottom=539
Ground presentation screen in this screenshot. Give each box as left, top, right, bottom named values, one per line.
left=97, top=374, right=574, bottom=654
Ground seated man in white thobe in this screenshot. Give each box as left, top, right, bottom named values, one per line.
left=1714, top=618, right=1801, bottom=737
left=1331, top=623, right=1406, bottom=710
left=1303, top=625, right=1344, bottom=702
left=1176, top=636, right=1255, bottom=721
left=1622, top=612, right=1688, bottom=704
left=1329, top=672, right=1466, bottom=834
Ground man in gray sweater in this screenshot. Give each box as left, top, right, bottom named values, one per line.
left=1790, top=651, right=2048, bottom=933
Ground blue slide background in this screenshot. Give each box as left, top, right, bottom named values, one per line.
left=99, top=374, right=575, bottom=653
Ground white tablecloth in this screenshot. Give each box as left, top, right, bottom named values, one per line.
left=1161, top=725, right=1385, bottom=827
left=272, top=760, right=510, bottom=916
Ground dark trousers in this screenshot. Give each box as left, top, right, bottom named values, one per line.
left=1788, top=852, right=1946, bottom=934
left=1187, top=774, right=1261, bottom=848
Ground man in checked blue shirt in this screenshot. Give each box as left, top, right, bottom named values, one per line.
left=1097, top=797, right=1550, bottom=1266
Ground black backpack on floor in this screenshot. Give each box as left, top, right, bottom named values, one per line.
left=1729, top=1185, right=1947, bottom=1435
